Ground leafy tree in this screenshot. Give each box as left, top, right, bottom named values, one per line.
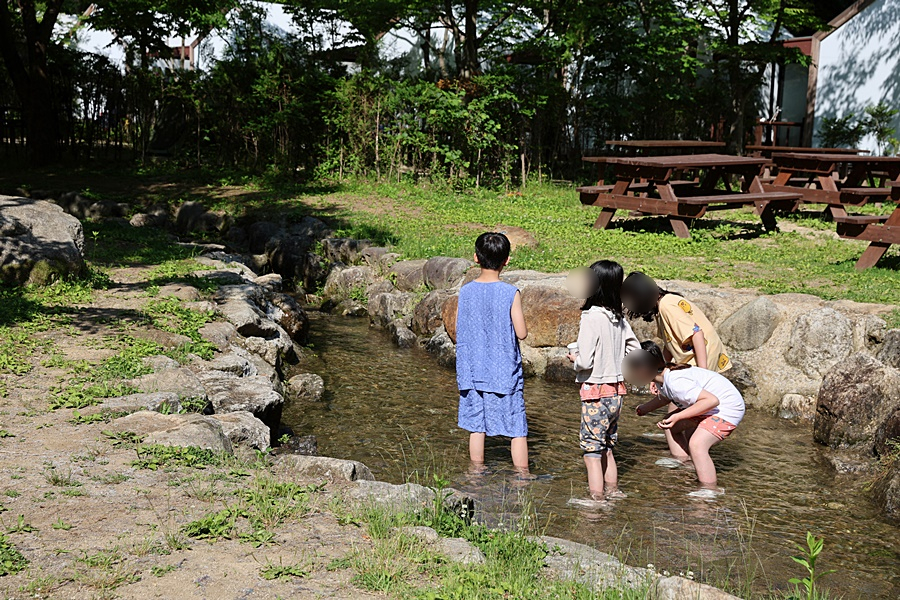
left=690, top=0, right=823, bottom=152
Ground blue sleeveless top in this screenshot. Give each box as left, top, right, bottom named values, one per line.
left=455, top=281, right=523, bottom=395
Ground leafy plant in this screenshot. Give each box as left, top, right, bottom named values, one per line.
left=864, top=103, right=899, bottom=155
left=0, top=534, right=27, bottom=575
left=182, top=507, right=239, bottom=541
left=818, top=115, right=866, bottom=149
left=259, top=560, right=308, bottom=580
left=52, top=518, right=73, bottom=531
left=6, top=515, right=37, bottom=534
left=786, top=532, right=836, bottom=600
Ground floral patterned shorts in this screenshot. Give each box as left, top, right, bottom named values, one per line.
left=580, top=394, right=623, bottom=456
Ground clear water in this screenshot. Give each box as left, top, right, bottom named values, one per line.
left=285, top=315, right=900, bottom=599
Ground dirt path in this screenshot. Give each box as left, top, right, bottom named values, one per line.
left=0, top=265, right=380, bottom=600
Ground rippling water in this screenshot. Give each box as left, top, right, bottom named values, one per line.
left=284, top=315, right=899, bottom=599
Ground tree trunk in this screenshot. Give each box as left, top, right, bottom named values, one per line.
left=461, top=0, right=479, bottom=78
left=0, top=0, right=62, bottom=164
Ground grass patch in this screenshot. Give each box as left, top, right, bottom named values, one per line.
left=132, top=445, right=227, bottom=471
left=337, top=478, right=650, bottom=599
left=259, top=560, right=309, bottom=580
left=143, top=298, right=217, bottom=360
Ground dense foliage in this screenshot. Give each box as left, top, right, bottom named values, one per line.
left=0, top=0, right=829, bottom=181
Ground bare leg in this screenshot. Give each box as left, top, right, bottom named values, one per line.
left=665, top=404, right=691, bottom=461
left=687, top=428, right=721, bottom=486
left=510, top=436, right=529, bottom=473
left=601, top=449, right=617, bottom=488
left=469, top=432, right=486, bottom=465
left=584, top=455, right=605, bottom=498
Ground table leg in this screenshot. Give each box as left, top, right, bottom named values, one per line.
left=593, top=208, right=616, bottom=230
left=855, top=209, right=900, bottom=270
left=818, top=176, right=847, bottom=219
left=772, top=170, right=792, bottom=186
left=756, top=201, right=778, bottom=232
left=855, top=243, right=890, bottom=269
left=669, top=218, right=691, bottom=239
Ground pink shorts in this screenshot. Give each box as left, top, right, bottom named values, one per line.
left=686, top=415, right=737, bottom=441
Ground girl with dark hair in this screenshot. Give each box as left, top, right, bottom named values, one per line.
left=621, top=272, right=731, bottom=373
left=626, top=341, right=745, bottom=493
left=566, top=260, right=639, bottom=508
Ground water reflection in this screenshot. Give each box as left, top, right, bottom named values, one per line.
left=285, top=315, right=899, bottom=599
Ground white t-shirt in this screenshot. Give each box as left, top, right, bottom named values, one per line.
left=660, top=367, right=745, bottom=426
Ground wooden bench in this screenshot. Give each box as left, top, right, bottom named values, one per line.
left=839, top=187, right=892, bottom=204
left=834, top=204, right=900, bottom=269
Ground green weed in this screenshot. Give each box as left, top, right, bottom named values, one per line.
left=69, top=409, right=129, bottom=425
left=182, top=507, right=239, bottom=541
left=0, top=533, right=28, bottom=575
left=150, top=564, right=177, bottom=577
left=259, top=560, right=309, bottom=580
left=6, top=515, right=37, bottom=534
left=51, top=518, right=73, bottom=531
left=43, top=465, right=81, bottom=488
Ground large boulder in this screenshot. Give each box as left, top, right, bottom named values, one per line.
left=519, top=284, right=582, bottom=348
left=267, top=292, right=309, bottom=344
left=0, top=196, right=85, bottom=285
left=112, top=411, right=233, bottom=454
left=813, top=353, right=900, bottom=450
left=389, top=259, right=427, bottom=291
left=321, top=238, right=372, bottom=265
left=248, top=221, right=283, bottom=255
left=423, top=256, right=474, bottom=290
left=323, top=265, right=375, bottom=300
left=174, top=201, right=231, bottom=234
left=874, top=407, right=900, bottom=457
left=286, top=373, right=325, bottom=402
left=209, top=411, right=270, bottom=451
left=276, top=455, right=374, bottom=482
left=412, top=289, right=454, bottom=336
left=441, top=295, right=459, bottom=341
left=369, top=291, right=417, bottom=328
left=877, top=329, right=900, bottom=369
left=425, top=327, right=457, bottom=369
left=390, top=319, right=418, bottom=348
left=872, top=463, right=900, bottom=522
left=786, top=308, right=853, bottom=378
left=195, top=370, right=284, bottom=441
left=127, top=368, right=208, bottom=404
left=347, top=480, right=473, bottom=519
left=718, top=297, right=780, bottom=351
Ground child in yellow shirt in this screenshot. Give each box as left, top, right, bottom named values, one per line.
left=621, top=272, right=730, bottom=373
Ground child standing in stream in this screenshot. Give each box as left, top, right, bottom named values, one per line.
left=453, top=232, right=531, bottom=475
left=566, top=260, right=639, bottom=508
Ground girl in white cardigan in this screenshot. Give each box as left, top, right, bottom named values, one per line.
left=566, top=260, right=639, bottom=507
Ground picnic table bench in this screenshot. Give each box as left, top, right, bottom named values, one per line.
left=578, top=154, right=801, bottom=238
left=604, top=140, right=726, bottom=156
left=746, top=145, right=868, bottom=158
left=834, top=182, right=900, bottom=269
left=761, top=153, right=900, bottom=214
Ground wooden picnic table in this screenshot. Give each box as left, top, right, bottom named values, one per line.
left=763, top=153, right=900, bottom=212
left=577, top=154, right=801, bottom=238
left=746, top=145, right=868, bottom=157
left=604, top=140, right=726, bottom=156
left=833, top=182, right=900, bottom=269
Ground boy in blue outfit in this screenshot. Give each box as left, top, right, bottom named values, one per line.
left=453, top=232, right=530, bottom=474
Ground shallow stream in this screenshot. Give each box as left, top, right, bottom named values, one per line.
left=285, top=315, right=899, bottom=599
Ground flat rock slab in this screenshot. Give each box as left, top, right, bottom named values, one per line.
left=111, top=411, right=233, bottom=454
left=127, top=368, right=208, bottom=402
left=539, top=536, right=651, bottom=590
left=399, top=526, right=486, bottom=565
left=277, top=455, right=375, bottom=482
left=347, top=480, right=473, bottom=519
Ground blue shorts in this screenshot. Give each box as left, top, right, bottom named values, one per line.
left=458, top=389, right=528, bottom=438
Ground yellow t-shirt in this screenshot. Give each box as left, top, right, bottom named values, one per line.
left=656, top=294, right=731, bottom=373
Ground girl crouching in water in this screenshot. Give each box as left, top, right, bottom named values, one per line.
left=628, top=341, right=744, bottom=493
left=567, top=260, right=639, bottom=508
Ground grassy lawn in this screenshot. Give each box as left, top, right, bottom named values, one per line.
left=2, top=165, right=898, bottom=306
left=207, top=179, right=899, bottom=306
